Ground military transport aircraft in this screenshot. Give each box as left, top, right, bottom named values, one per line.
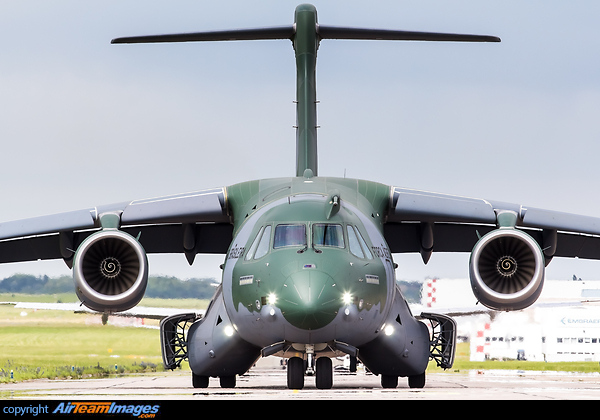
left=3, top=3, right=600, bottom=390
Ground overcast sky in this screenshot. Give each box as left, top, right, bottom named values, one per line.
left=1, top=1, right=600, bottom=282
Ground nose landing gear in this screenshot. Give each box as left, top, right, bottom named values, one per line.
left=286, top=357, right=305, bottom=389
left=315, top=357, right=333, bottom=389
left=286, top=355, right=333, bottom=390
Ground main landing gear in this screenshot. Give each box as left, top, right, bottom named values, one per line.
left=380, top=372, right=426, bottom=389
left=286, top=356, right=425, bottom=390
left=192, top=373, right=236, bottom=389
left=287, top=356, right=333, bottom=390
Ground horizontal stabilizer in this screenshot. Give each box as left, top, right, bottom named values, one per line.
left=111, top=25, right=500, bottom=45
left=318, top=26, right=500, bottom=43
left=111, top=26, right=295, bottom=44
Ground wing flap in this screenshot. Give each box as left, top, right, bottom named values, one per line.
left=0, top=223, right=233, bottom=265
left=0, top=234, right=64, bottom=263
left=385, top=222, right=495, bottom=254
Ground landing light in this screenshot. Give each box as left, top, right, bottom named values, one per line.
left=224, top=325, right=235, bottom=337
left=342, top=292, right=353, bottom=306
left=384, top=324, right=394, bottom=336
left=267, top=293, right=277, bottom=306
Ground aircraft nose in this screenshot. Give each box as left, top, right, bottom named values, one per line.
left=278, top=269, right=340, bottom=330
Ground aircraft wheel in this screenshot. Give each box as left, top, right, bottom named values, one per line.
left=381, top=374, right=398, bottom=389
left=192, top=373, right=209, bottom=388
left=219, top=375, right=236, bottom=388
left=315, top=357, right=333, bottom=389
left=408, top=372, right=426, bottom=389
left=287, top=356, right=305, bottom=390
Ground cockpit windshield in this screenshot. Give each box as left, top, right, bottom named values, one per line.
left=273, top=224, right=307, bottom=249
left=312, top=224, right=345, bottom=248
left=251, top=222, right=368, bottom=256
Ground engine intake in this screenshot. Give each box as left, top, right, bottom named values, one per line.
left=469, top=228, right=544, bottom=311
left=73, top=230, right=148, bottom=313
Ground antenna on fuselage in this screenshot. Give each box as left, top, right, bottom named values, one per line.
left=111, top=3, right=500, bottom=178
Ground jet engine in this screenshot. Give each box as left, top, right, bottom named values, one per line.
left=469, top=228, right=544, bottom=311
left=73, top=230, right=148, bottom=313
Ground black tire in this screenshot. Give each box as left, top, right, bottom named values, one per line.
left=287, top=357, right=305, bottom=390
left=316, top=357, right=333, bottom=389
left=381, top=374, right=398, bottom=389
left=408, top=372, right=426, bottom=388
left=219, top=375, right=236, bottom=388
left=192, top=373, right=209, bottom=388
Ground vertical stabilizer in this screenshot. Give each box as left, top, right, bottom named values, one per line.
left=111, top=4, right=499, bottom=178
left=293, top=4, right=320, bottom=177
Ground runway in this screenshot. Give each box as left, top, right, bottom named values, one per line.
left=2, top=366, right=600, bottom=400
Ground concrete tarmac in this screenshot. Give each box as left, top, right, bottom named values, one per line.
left=2, top=364, right=600, bottom=400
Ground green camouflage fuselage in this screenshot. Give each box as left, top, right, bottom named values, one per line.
left=222, top=175, right=397, bottom=347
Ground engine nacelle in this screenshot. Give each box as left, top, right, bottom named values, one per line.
left=73, top=230, right=148, bottom=313
left=469, top=228, right=544, bottom=311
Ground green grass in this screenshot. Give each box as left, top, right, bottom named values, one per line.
left=0, top=292, right=79, bottom=304
left=0, top=295, right=207, bottom=382
left=1, top=324, right=162, bottom=382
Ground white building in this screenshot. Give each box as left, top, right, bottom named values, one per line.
left=537, top=307, right=600, bottom=362
left=417, top=278, right=600, bottom=362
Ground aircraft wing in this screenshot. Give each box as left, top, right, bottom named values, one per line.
left=0, top=187, right=231, bottom=265
left=385, top=187, right=600, bottom=260
left=1, top=301, right=204, bottom=321
left=410, top=300, right=600, bottom=319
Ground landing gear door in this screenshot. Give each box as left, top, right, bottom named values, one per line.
left=419, top=312, right=457, bottom=370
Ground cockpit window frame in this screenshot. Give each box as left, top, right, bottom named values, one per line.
left=347, top=224, right=364, bottom=258
left=347, top=224, right=373, bottom=260
left=244, top=225, right=265, bottom=261
left=312, top=223, right=345, bottom=249
left=254, top=224, right=272, bottom=259
left=356, top=226, right=373, bottom=260
left=245, top=224, right=273, bottom=260
left=248, top=222, right=372, bottom=261
left=273, top=224, right=307, bottom=249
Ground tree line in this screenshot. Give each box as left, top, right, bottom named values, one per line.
left=0, top=274, right=423, bottom=303
left=0, top=274, right=218, bottom=300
